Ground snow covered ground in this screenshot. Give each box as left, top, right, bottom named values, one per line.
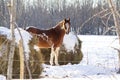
left=40, top=35, right=120, bottom=80
left=0, top=27, right=120, bottom=80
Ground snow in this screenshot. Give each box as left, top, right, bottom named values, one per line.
left=0, top=27, right=32, bottom=59
left=0, top=27, right=10, bottom=38
left=41, top=35, right=120, bottom=80
left=34, top=45, right=40, bottom=51
left=1, top=27, right=120, bottom=80
left=63, top=32, right=78, bottom=52
left=14, top=28, right=32, bottom=59
left=0, top=75, right=6, bottom=80
left=41, top=64, right=111, bottom=78
left=80, top=35, right=119, bottom=67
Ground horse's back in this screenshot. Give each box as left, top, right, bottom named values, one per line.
left=26, top=26, right=54, bottom=34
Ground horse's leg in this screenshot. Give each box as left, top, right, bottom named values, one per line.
left=54, top=47, right=60, bottom=66
left=49, top=47, right=55, bottom=66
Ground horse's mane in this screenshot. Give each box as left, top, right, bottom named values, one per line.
left=52, top=20, right=64, bottom=29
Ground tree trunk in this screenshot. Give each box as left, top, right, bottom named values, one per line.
left=7, top=0, right=16, bottom=80
left=107, top=0, right=120, bottom=73
left=19, top=40, right=24, bottom=79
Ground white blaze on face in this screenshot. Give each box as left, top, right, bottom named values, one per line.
left=65, top=23, right=69, bottom=32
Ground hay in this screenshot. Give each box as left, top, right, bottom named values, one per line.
left=27, top=37, right=43, bottom=78
left=0, top=35, right=43, bottom=79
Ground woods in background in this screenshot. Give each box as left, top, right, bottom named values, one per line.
left=0, top=0, right=120, bottom=35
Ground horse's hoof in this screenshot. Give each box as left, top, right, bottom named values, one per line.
left=50, top=62, right=53, bottom=66
left=55, top=63, right=59, bottom=66
left=50, top=64, right=53, bottom=66
left=50, top=64, right=54, bottom=66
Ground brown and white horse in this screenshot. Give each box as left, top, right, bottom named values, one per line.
left=26, top=18, right=70, bottom=65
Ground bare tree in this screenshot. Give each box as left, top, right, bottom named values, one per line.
left=107, top=0, right=120, bottom=73
left=7, top=0, right=16, bottom=79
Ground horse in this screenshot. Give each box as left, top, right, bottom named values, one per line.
left=26, top=18, right=70, bottom=65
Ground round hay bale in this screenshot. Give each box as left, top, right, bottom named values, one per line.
left=59, top=37, right=83, bottom=65
left=12, top=37, right=43, bottom=79
left=0, top=34, right=43, bottom=79
left=41, top=32, right=83, bottom=65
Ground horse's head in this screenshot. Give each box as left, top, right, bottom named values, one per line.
left=61, top=18, right=71, bottom=34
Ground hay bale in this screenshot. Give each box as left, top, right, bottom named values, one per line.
left=59, top=37, right=83, bottom=65
left=41, top=32, right=83, bottom=65
left=0, top=36, right=9, bottom=76
left=0, top=29, right=43, bottom=79
left=12, top=37, right=43, bottom=78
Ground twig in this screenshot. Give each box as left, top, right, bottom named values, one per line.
left=0, top=12, right=9, bottom=26
left=77, top=9, right=109, bottom=34
left=103, top=26, right=115, bottom=35
left=111, top=46, right=120, bottom=73
left=111, top=47, right=120, bottom=52
left=101, top=11, right=111, bottom=18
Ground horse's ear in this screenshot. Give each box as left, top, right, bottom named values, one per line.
left=65, top=18, right=70, bottom=22
left=64, top=18, right=70, bottom=22
left=67, top=18, right=70, bottom=21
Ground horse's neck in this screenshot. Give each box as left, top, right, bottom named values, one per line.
left=54, top=24, right=66, bottom=40
left=54, top=23, right=63, bottom=30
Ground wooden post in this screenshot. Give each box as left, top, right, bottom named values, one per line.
left=7, top=0, right=16, bottom=80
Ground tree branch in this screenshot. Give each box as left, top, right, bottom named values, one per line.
left=14, top=23, right=32, bottom=79
left=77, top=9, right=109, bottom=34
